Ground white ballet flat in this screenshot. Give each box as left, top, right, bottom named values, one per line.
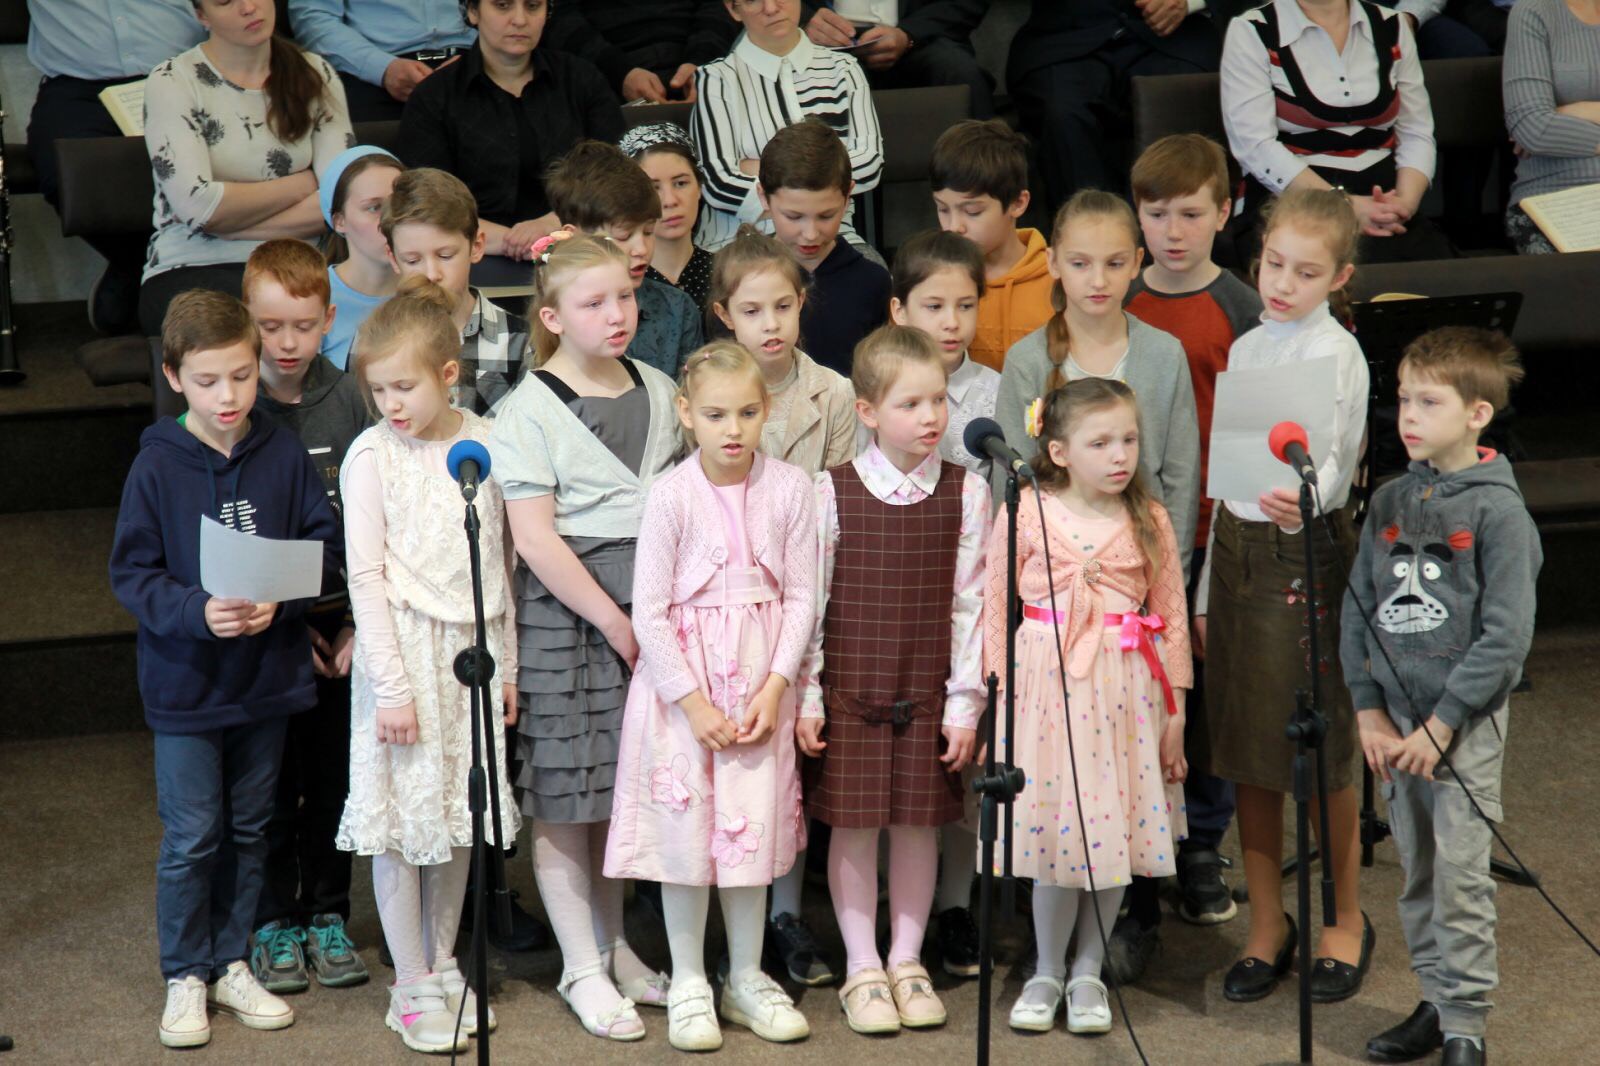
left=1009, top=975, right=1064, bottom=1032
left=1065, top=974, right=1113, bottom=1034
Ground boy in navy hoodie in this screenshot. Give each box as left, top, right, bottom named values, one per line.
left=110, top=290, right=340, bottom=1050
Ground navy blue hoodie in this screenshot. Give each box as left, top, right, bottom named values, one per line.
left=109, top=414, right=341, bottom=733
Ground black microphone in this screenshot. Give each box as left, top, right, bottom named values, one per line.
left=446, top=439, right=491, bottom=502
left=1268, top=421, right=1318, bottom=486
left=963, top=416, right=1034, bottom=480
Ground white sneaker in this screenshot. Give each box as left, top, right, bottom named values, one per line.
left=438, top=962, right=496, bottom=1035
left=720, top=971, right=809, bottom=1043
left=667, top=980, right=723, bottom=1052
left=386, top=975, right=469, bottom=1054
left=207, top=960, right=295, bottom=1031
left=159, top=975, right=210, bottom=1048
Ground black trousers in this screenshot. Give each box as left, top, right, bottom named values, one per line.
left=139, top=263, right=247, bottom=338
left=868, top=37, right=996, bottom=120
left=339, top=71, right=405, bottom=124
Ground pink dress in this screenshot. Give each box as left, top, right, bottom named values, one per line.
left=984, top=490, right=1193, bottom=890
left=605, top=454, right=815, bottom=887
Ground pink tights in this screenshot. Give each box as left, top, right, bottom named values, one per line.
left=827, top=825, right=938, bottom=976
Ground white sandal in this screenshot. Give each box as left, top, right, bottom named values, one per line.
left=1065, top=974, right=1113, bottom=1034
left=557, top=963, right=646, bottom=1042
left=1009, top=975, right=1064, bottom=1032
left=601, top=939, right=670, bottom=1008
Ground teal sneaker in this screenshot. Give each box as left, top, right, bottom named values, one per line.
left=249, top=921, right=309, bottom=994
left=306, top=914, right=370, bottom=988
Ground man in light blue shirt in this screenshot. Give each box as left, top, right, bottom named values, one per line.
left=24, top=0, right=205, bottom=334
left=288, top=0, right=476, bottom=121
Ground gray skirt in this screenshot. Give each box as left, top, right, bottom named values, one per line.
left=513, top=536, right=634, bottom=823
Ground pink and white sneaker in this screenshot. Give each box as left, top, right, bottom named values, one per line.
left=387, top=975, right=468, bottom=1054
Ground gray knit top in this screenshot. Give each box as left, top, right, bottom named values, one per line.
left=1504, top=0, right=1600, bottom=206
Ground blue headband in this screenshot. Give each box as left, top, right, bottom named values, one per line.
left=319, top=145, right=401, bottom=227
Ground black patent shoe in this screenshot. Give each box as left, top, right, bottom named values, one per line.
left=1442, top=1037, right=1486, bottom=1066
left=1223, top=912, right=1296, bottom=1002
left=1310, top=912, right=1374, bottom=1003
left=1366, top=1001, right=1442, bottom=1062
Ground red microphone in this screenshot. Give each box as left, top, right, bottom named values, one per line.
left=1268, top=421, right=1318, bottom=485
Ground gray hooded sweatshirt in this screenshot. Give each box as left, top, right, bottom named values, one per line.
left=1340, top=450, right=1542, bottom=730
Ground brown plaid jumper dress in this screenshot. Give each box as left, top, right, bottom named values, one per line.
left=805, top=460, right=966, bottom=829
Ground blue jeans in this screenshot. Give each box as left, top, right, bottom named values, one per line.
left=153, top=717, right=288, bottom=981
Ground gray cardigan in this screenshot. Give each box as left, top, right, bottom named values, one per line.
left=1504, top=0, right=1600, bottom=206
left=995, top=314, right=1201, bottom=579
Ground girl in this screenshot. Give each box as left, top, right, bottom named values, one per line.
left=321, top=145, right=404, bottom=370
left=991, top=379, right=1191, bottom=1036
left=622, top=123, right=714, bottom=311
left=797, top=325, right=992, bottom=1035
left=336, top=277, right=521, bottom=1054
left=995, top=191, right=1201, bottom=580
left=1195, top=187, right=1372, bottom=1005
left=488, top=233, right=679, bottom=1042
left=604, top=343, right=816, bottom=1052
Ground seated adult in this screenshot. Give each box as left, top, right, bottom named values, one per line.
left=398, top=0, right=623, bottom=261
left=1397, top=0, right=1508, bottom=59
left=138, top=0, right=352, bottom=336
left=1503, top=0, right=1600, bottom=254
left=1221, top=0, right=1451, bottom=263
left=1007, top=0, right=1247, bottom=210
left=25, top=0, right=205, bottom=334
left=289, top=0, right=475, bottom=121
left=542, top=0, right=739, bottom=103
left=801, top=0, right=996, bottom=119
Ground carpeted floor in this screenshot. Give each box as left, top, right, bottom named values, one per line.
left=3, top=626, right=1598, bottom=1065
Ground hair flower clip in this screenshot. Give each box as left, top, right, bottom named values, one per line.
left=531, top=229, right=573, bottom=264
left=1024, top=397, right=1045, bottom=439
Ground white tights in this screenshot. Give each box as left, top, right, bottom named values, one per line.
left=372, top=848, right=471, bottom=985
left=1027, top=883, right=1126, bottom=1009
left=660, top=884, right=767, bottom=989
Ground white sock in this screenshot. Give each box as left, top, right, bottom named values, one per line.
left=584, top=821, right=656, bottom=988
left=532, top=820, right=626, bottom=1021
left=1026, top=884, right=1081, bottom=1005
left=768, top=853, right=804, bottom=918
left=421, top=847, right=471, bottom=973
left=719, top=885, right=767, bottom=983
left=661, top=884, right=711, bottom=988
left=937, top=824, right=977, bottom=913
left=373, top=850, right=428, bottom=984
left=1069, top=886, right=1124, bottom=1010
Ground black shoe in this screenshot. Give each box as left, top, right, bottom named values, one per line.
left=1441, top=1037, right=1486, bottom=1066
left=462, top=888, right=551, bottom=952
left=1103, top=914, right=1160, bottom=987
left=1310, top=912, right=1374, bottom=1003
left=1366, top=1001, right=1442, bottom=1062
left=87, top=262, right=140, bottom=336
left=1176, top=847, right=1238, bottom=925
left=1222, top=912, right=1296, bottom=1002
left=935, top=906, right=982, bottom=978
left=764, top=912, right=836, bottom=987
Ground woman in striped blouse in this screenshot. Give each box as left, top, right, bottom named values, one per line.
left=690, top=0, right=884, bottom=252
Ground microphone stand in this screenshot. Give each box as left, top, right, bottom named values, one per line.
left=452, top=488, right=513, bottom=1062
left=971, top=467, right=1026, bottom=1066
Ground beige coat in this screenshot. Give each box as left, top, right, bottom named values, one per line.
left=762, top=349, right=859, bottom=475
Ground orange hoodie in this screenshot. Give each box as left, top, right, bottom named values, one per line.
left=970, top=227, right=1054, bottom=372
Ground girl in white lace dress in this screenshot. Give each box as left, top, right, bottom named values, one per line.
left=335, top=279, right=520, bottom=1055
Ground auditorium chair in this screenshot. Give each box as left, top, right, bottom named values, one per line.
left=0, top=3, right=37, bottom=385
left=860, top=85, right=972, bottom=253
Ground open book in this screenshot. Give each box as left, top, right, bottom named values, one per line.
left=98, top=80, right=146, bottom=137
left=1518, top=183, right=1600, bottom=253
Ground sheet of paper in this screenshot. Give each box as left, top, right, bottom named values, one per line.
left=1519, top=183, right=1600, bottom=253
left=199, top=516, right=324, bottom=603
left=98, top=80, right=146, bottom=137
left=1207, top=356, right=1339, bottom=503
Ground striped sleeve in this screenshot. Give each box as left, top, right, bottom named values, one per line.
left=835, top=53, right=883, bottom=192
left=692, top=62, right=763, bottom=217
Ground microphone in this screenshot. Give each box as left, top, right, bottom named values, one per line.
left=963, top=416, right=1034, bottom=480
left=446, top=439, right=492, bottom=502
left=1268, top=421, right=1318, bottom=486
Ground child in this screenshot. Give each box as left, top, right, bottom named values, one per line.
left=321, top=145, right=404, bottom=370
left=489, top=234, right=681, bottom=1042
left=604, top=342, right=816, bottom=1052
left=1194, top=188, right=1372, bottom=1005
left=797, top=324, right=992, bottom=1035
left=711, top=227, right=857, bottom=477
left=381, top=168, right=530, bottom=417
left=241, top=240, right=373, bottom=995
left=757, top=120, right=891, bottom=377
left=621, top=123, right=714, bottom=312
left=996, top=191, right=1200, bottom=577
left=546, top=140, right=703, bottom=380
left=1116, top=133, right=1263, bottom=959
left=929, top=119, right=1053, bottom=371
left=110, top=291, right=340, bottom=1049
left=334, top=278, right=522, bottom=1054
left=993, top=378, right=1191, bottom=1036
left=691, top=0, right=883, bottom=252
left=1342, top=328, right=1539, bottom=1066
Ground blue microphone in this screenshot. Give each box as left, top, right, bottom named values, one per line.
left=446, top=439, right=492, bottom=502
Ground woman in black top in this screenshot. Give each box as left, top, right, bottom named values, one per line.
left=399, top=0, right=623, bottom=261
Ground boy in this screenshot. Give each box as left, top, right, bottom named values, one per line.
left=1115, top=133, right=1263, bottom=975
left=1342, top=327, right=1539, bottom=1066
left=758, top=119, right=890, bottom=377
left=544, top=139, right=702, bottom=380
left=929, top=119, right=1052, bottom=372
left=381, top=167, right=530, bottom=417
left=110, top=291, right=341, bottom=1049
left=240, top=239, right=372, bottom=995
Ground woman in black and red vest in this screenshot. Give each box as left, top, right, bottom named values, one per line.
left=1220, top=0, right=1452, bottom=262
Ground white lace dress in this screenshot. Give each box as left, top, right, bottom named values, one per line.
left=335, top=412, right=521, bottom=866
